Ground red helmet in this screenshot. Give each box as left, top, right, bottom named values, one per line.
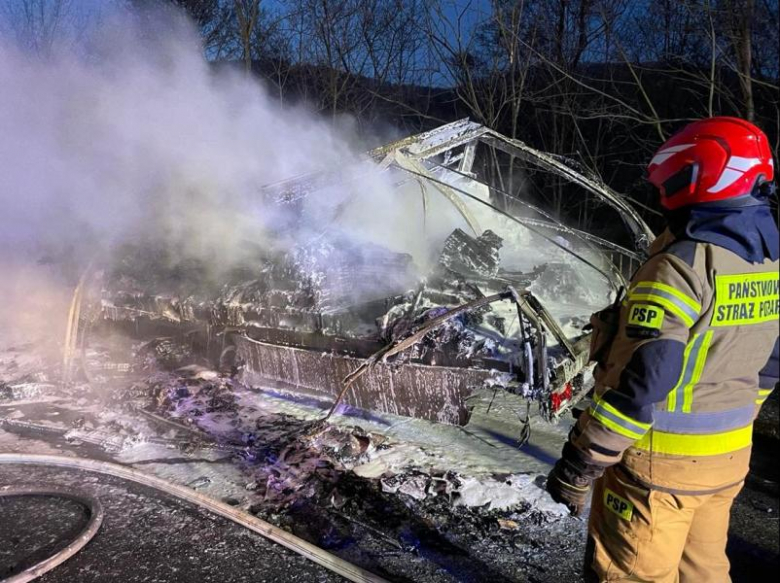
left=647, top=117, right=775, bottom=210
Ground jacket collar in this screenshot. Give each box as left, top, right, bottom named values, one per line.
left=666, top=203, right=779, bottom=264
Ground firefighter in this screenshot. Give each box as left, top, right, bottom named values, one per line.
left=546, top=117, right=779, bottom=582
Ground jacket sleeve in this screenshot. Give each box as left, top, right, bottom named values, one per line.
left=569, top=251, right=705, bottom=468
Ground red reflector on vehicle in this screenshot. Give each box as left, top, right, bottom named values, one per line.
left=550, top=382, right=573, bottom=412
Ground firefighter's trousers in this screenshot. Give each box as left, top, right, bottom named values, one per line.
left=585, top=464, right=743, bottom=583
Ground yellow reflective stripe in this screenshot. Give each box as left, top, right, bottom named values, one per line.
left=629, top=293, right=696, bottom=327
left=592, top=396, right=652, bottom=430
left=632, top=281, right=702, bottom=313
left=590, top=396, right=651, bottom=440
left=755, top=389, right=773, bottom=405
left=635, top=424, right=753, bottom=456
left=682, top=330, right=713, bottom=413
left=591, top=413, right=646, bottom=440
left=667, top=335, right=699, bottom=412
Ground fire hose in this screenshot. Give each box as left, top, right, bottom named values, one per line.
left=0, top=488, right=104, bottom=583
left=0, top=454, right=389, bottom=583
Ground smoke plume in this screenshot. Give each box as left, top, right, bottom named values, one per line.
left=0, top=7, right=466, bottom=346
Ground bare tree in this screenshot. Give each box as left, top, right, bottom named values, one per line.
left=51, top=0, right=773, bottom=223
left=724, top=0, right=756, bottom=121
left=0, top=0, right=80, bottom=55
left=234, top=0, right=260, bottom=73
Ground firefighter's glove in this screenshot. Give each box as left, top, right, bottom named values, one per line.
left=546, top=444, right=603, bottom=516
left=546, top=462, right=591, bottom=516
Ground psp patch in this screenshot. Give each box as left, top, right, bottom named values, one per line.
left=628, top=303, right=664, bottom=329
left=604, top=487, right=634, bottom=521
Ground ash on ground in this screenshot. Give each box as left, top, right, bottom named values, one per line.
left=1, top=334, right=587, bottom=583
left=2, top=335, right=777, bottom=583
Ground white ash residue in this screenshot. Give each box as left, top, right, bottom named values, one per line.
left=1, top=336, right=571, bottom=527
left=122, top=367, right=569, bottom=518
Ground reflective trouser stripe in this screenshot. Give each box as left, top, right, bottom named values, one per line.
left=756, top=388, right=773, bottom=405
left=635, top=424, right=753, bottom=456
left=590, top=396, right=651, bottom=440
left=667, top=331, right=713, bottom=413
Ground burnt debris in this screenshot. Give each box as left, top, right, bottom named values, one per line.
left=93, top=120, right=652, bottom=425
left=439, top=229, right=503, bottom=279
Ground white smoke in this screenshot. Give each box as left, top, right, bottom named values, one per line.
left=0, top=7, right=472, bottom=262
left=0, top=6, right=476, bottom=345
left=1, top=15, right=351, bottom=258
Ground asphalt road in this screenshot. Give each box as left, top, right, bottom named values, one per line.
left=0, top=465, right=344, bottom=583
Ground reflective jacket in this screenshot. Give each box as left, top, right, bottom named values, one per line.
left=571, top=209, right=779, bottom=494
